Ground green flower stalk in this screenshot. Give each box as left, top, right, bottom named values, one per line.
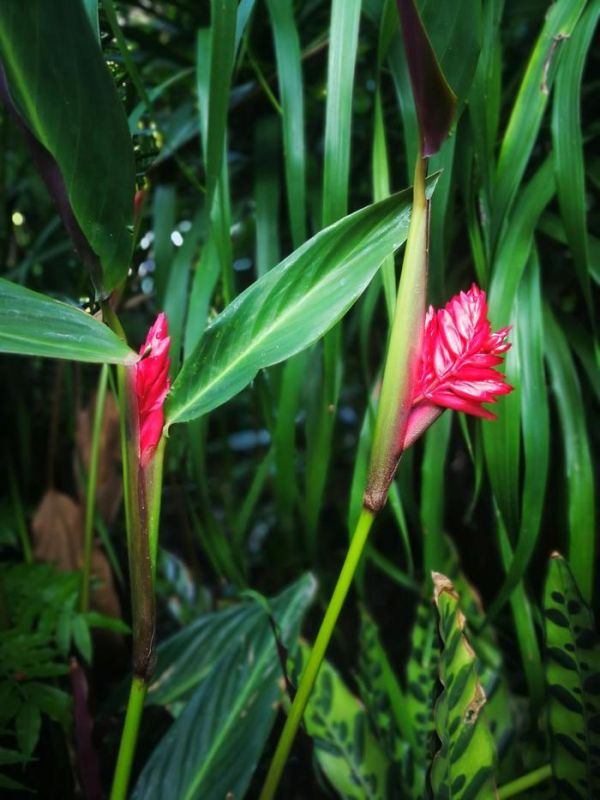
left=259, top=2, right=457, bottom=796
left=110, top=314, right=170, bottom=800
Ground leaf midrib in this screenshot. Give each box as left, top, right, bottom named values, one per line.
left=168, top=223, right=397, bottom=425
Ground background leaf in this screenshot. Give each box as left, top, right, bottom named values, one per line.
left=0, top=0, right=135, bottom=295
left=133, top=575, right=316, bottom=800
left=543, top=554, right=600, bottom=799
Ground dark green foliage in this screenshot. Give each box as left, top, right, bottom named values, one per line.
left=544, top=554, right=600, bottom=799
left=295, top=643, right=391, bottom=799
left=132, top=575, right=316, bottom=799
left=403, top=599, right=439, bottom=799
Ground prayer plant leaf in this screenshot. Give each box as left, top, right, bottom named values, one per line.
left=404, top=598, right=440, bottom=800
left=439, top=540, right=518, bottom=780
left=358, top=607, right=412, bottom=773
left=544, top=553, right=600, bottom=800
left=431, top=573, right=497, bottom=800
left=294, top=642, right=391, bottom=800
left=0, top=0, right=135, bottom=296
left=166, top=183, right=437, bottom=427
left=0, top=279, right=137, bottom=365
left=133, top=575, right=316, bottom=800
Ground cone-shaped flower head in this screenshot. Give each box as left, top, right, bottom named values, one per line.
left=135, top=313, right=170, bottom=467
left=404, top=284, right=512, bottom=448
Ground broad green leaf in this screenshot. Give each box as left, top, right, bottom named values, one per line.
left=0, top=0, right=135, bottom=295
left=543, top=554, right=600, bottom=799
left=431, top=573, right=497, bottom=800
left=544, top=307, right=595, bottom=604
left=166, top=184, right=437, bottom=427
left=492, top=0, right=585, bottom=246
left=134, top=575, right=316, bottom=800
left=147, top=576, right=316, bottom=709
left=294, top=643, right=391, bottom=799
left=404, top=598, right=440, bottom=800
left=551, top=2, right=599, bottom=317
left=0, top=279, right=136, bottom=365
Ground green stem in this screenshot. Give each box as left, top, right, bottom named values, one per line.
left=497, top=764, right=552, bottom=799
left=109, top=676, right=147, bottom=800
left=259, top=507, right=375, bottom=800
left=80, top=364, right=109, bottom=613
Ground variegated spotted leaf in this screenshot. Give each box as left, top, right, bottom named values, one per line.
left=431, top=573, right=497, bottom=799
left=358, top=607, right=411, bottom=777
left=404, top=598, right=440, bottom=800
left=294, top=643, right=391, bottom=799
left=441, top=539, right=517, bottom=779
left=544, top=553, right=600, bottom=799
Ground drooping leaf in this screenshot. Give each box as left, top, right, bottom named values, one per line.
left=431, top=573, right=497, bottom=800
left=294, top=643, right=391, bottom=800
left=543, top=553, right=600, bottom=799
left=0, top=279, right=137, bottom=365
left=166, top=183, right=437, bottom=427
left=133, top=575, right=316, bottom=800
left=0, top=0, right=135, bottom=295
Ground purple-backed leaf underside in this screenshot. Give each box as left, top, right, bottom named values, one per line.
left=396, top=0, right=457, bottom=156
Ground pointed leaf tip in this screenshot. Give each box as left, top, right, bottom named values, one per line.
left=396, top=0, right=456, bottom=156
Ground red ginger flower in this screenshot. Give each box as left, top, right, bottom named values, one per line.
left=135, top=313, right=170, bottom=467
left=404, top=284, right=512, bottom=448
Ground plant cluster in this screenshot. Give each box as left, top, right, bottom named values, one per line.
left=0, top=1, right=597, bottom=798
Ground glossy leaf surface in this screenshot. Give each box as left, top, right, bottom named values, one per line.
left=166, top=185, right=436, bottom=427
left=0, top=279, right=136, bottom=364
left=0, top=0, right=135, bottom=295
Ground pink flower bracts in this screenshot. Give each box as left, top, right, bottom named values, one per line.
left=404, top=284, right=512, bottom=449
left=135, top=313, right=171, bottom=467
